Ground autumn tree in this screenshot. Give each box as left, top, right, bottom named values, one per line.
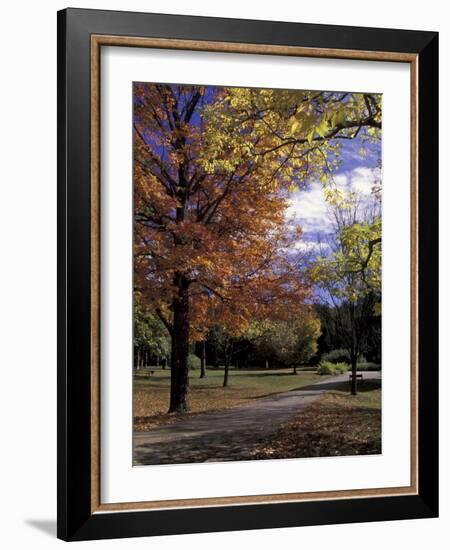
left=133, top=83, right=381, bottom=412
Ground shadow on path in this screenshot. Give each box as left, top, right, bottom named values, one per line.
left=133, top=371, right=381, bottom=466
left=290, top=375, right=381, bottom=393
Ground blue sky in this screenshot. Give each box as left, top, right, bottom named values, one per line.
left=286, top=135, right=382, bottom=253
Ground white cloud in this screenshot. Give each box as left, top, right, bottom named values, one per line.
left=285, top=166, right=381, bottom=234
left=350, top=167, right=381, bottom=196
left=292, top=240, right=330, bottom=252
left=286, top=181, right=332, bottom=233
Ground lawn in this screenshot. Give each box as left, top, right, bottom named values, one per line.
left=248, top=379, right=382, bottom=459
left=134, top=367, right=324, bottom=430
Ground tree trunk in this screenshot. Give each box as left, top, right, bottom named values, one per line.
left=293, top=365, right=297, bottom=375
left=168, top=275, right=190, bottom=413
left=350, top=302, right=358, bottom=395
left=223, top=342, right=233, bottom=387
left=200, top=340, right=206, bottom=378
left=136, top=349, right=140, bottom=370
left=350, top=355, right=358, bottom=395
left=223, top=360, right=230, bottom=387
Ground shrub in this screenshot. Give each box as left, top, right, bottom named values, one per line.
left=321, top=349, right=351, bottom=364
left=317, top=361, right=349, bottom=375
left=334, top=362, right=350, bottom=374
left=187, top=353, right=201, bottom=370
left=321, top=349, right=369, bottom=365
left=356, top=362, right=381, bottom=371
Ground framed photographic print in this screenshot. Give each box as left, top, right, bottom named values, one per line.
left=57, top=8, right=438, bottom=541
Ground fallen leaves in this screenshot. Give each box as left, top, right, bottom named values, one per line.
left=249, top=387, right=381, bottom=459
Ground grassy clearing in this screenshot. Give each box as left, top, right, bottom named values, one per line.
left=134, top=367, right=323, bottom=430
left=249, top=379, right=382, bottom=459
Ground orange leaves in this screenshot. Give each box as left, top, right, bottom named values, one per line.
left=133, top=83, right=313, bottom=339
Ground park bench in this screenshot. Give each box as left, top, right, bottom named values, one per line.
left=349, top=373, right=363, bottom=386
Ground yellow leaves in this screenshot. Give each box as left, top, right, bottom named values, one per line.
left=290, top=119, right=300, bottom=133
left=304, top=115, right=330, bottom=143
left=311, top=211, right=382, bottom=301
left=331, top=107, right=346, bottom=128
left=323, top=187, right=347, bottom=207
left=198, top=88, right=381, bottom=197
left=373, top=302, right=382, bottom=316
left=315, top=117, right=330, bottom=138
left=290, top=110, right=316, bottom=136
left=228, top=88, right=252, bottom=110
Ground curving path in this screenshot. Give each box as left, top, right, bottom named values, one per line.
left=133, top=371, right=381, bottom=465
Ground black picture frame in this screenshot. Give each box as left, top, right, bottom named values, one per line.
left=57, top=7, right=438, bottom=541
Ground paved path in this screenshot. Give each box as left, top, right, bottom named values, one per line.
left=133, top=371, right=381, bottom=465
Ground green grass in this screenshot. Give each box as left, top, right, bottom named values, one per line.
left=135, top=367, right=321, bottom=391
left=134, top=367, right=324, bottom=428
left=329, top=380, right=382, bottom=409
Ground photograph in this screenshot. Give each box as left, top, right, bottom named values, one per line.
left=132, top=82, right=383, bottom=466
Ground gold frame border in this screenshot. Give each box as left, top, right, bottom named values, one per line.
left=90, top=35, right=419, bottom=514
